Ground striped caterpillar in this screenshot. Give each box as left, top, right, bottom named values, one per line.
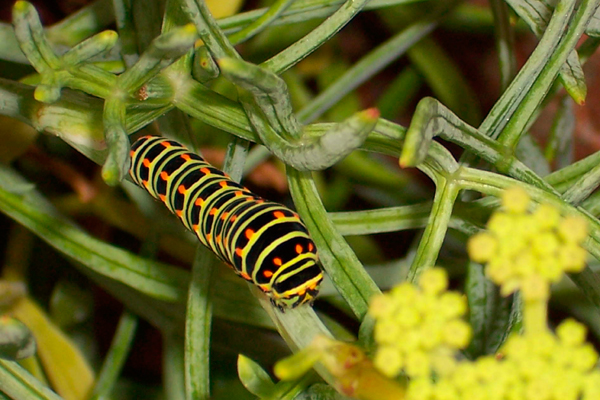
left=129, top=136, right=323, bottom=309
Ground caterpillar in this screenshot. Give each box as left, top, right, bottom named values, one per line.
left=129, top=136, right=323, bottom=309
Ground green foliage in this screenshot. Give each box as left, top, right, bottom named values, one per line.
left=0, top=0, right=600, bottom=398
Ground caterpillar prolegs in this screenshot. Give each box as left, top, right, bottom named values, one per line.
left=129, top=136, right=323, bottom=309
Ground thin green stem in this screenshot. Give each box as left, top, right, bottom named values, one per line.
left=288, top=168, right=380, bottom=319
left=163, top=333, right=186, bottom=400
left=229, top=0, right=296, bottom=45
left=0, top=360, right=63, bottom=400
left=111, top=0, right=139, bottom=67
left=184, top=248, right=215, bottom=400
left=261, top=0, right=372, bottom=74
left=489, top=0, right=517, bottom=89
left=498, top=0, right=599, bottom=148
left=407, top=179, right=460, bottom=282
left=297, top=15, right=439, bottom=123
left=89, top=310, right=139, bottom=400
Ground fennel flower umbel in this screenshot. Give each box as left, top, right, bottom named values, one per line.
left=369, top=268, right=471, bottom=379
left=468, top=186, right=587, bottom=301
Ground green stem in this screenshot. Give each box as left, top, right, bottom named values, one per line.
left=181, top=0, right=240, bottom=60
left=112, top=0, right=139, bottom=67
left=297, top=15, right=439, bottom=123
left=407, top=179, right=460, bottom=282
left=0, top=360, right=63, bottom=400
left=288, top=168, right=380, bottom=319
left=489, top=0, right=517, bottom=89
left=184, top=248, right=215, bottom=400
left=102, top=96, right=130, bottom=185
left=497, top=0, right=598, bottom=148
left=163, top=333, right=186, bottom=400
left=229, top=0, right=296, bottom=44
left=261, top=0, right=372, bottom=74
left=89, top=310, right=138, bottom=400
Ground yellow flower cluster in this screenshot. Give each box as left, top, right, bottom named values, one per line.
left=406, top=319, right=600, bottom=400
left=468, top=187, right=588, bottom=300
left=369, top=268, right=471, bottom=379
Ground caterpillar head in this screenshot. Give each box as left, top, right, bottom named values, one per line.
left=269, top=257, right=323, bottom=311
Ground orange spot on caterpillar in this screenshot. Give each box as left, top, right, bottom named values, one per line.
left=159, top=194, right=166, bottom=202
left=192, top=224, right=199, bottom=231
left=142, top=180, right=149, bottom=188
left=216, top=235, right=221, bottom=243
left=308, top=243, right=314, bottom=252
left=273, top=211, right=285, bottom=219
left=143, top=159, right=150, bottom=167
left=175, top=210, right=182, bottom=217
left=181, top=154, right=191, bottom=161
left=297, top=289, right=306, bottom=296
left=230, top=215, right=238, bottom=222
left=235, top=248, right=243, bottom=257
left=178, top=184, right=186, bottom=194
left=295, top=244, right=303, bottom=254
left=129, top=150, right=135, bottom=157
left=201, top=167, right=210, bottom=175
left=161, top=141, right=171, bottom=148
left=210, top=207, right=218, bottom=215
left=206, top=233, right=212, bottom=242
left=273, top=258, right=282, bottom=266
left=256, top=199, right=265, bottom=204
left=259, top=284, right=269, bottom=292
left=195, top=198, right=204, bottom=206
left=235, top=191, right=243, bottom=197
left=240, top=272, right=251, bottom=280
left=160, top=171, right=169, bottom=181
left=220, top=212, right=229, bottom=220
left=263, top=270, right=273, bottom=278
left=245, top=229, right=254, bottom=239
left=219, top=181, right=227, bottom=188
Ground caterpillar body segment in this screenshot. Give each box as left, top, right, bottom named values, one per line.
left=129, top=136, right=323, bottom=309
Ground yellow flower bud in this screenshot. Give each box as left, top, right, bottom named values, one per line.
left=373, top=346, right=403, bottom=378
left=368, top=294, right=393, bottom=318
left=391, top=283, right=418, bottom=306
left=442, top=320, right=471, bottom=349
left=374, top=320, right=401, bottom=344
left=558, top=245, right=587, bottom=272
left=437, top=292, right=467, bottom=319
left=405, top=350, right=431, bottom=378
left=468, top=232, right=498, bottom=263
left=558, top=216, right=588, bottom=244
left=488, top=212, right=514, bottom=238
left=487, top=259, right=513, bottom=284
left=531, top=232, right=560, bottom=257
left=502, top=186, right=530, bottom=213
left=536, top=256, right=563, bottom=281
left=557, top=319, right=587, bottom=347
left=532, top=203, right=560, bottom=230
left=418, top=268, right=448, bottom=295
left=572, top=345, right=598, bottom=372
left=406, top=377, right=434, bottom=400
left=582, top=371, right=600, bottom=399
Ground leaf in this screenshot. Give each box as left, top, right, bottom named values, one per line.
left=237, top=354, right=276, bottom=398
left=10, top=298, right=94, bottom=400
